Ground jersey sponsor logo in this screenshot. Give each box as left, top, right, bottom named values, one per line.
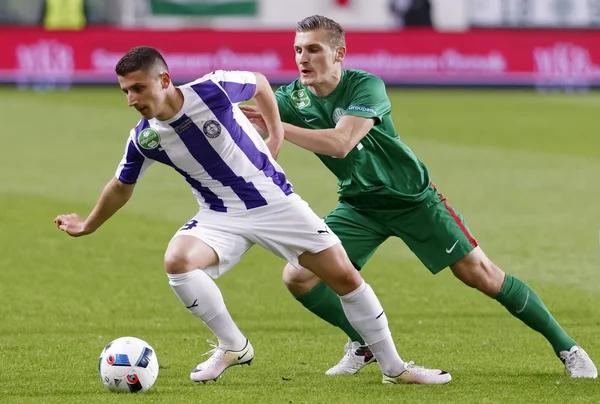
left=332, top=108, right=345, bottom=124
left=138, top=128, right=161, bottom=150
left=304, top=117, right=317, bottom=123
left=203, top=119, right=222, bottom=138
left=291, top=89, right=311, bottom=109
left=347, top=105, right=377, bottom=114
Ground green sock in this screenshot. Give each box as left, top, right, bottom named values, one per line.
left=495, top=274, right=576, bottom=356
left=296, top=282, right=365, bottom=345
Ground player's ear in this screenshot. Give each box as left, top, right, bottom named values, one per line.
left=335, top=46, right=346, bottom=63
left=159, top=71, right=171, bottom=89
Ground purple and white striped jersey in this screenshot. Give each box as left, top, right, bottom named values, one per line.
left=115, top=70, right=295, bottom=213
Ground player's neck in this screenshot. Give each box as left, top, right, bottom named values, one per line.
left=156, top=87, right=184, bottom=121
left=307, top=69, right=342, bottom=97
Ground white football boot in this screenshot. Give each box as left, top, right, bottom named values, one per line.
left=382, top=361, right=452, bottom=385
left=325, top=340, right=376, bottom=375
left=560, top=346, right=598, bottom=378
left=190, top=339, right=254, bottom=383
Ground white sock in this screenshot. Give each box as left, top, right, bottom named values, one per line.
left=369, top=338, right=406, bottom=377
left=168, top=269, right=247, bottom=351
left=339, top=281, right=405, bottom=376
left=204, top=311, right=247, bottom=351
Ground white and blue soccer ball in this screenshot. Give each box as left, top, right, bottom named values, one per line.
left=98, top=336, right=159, bottom=393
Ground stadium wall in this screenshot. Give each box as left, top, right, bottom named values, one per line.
left=1, top=27, right=600, bottom=88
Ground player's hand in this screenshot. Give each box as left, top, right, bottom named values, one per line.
left=265, top=136, right=283, bottom=160
left=249, top=117, right=268, bottom=137
left=54, top=213, right=92, bottom=237
left=239, top=105, right=262, bottom=119
left=240, top=105, right=268, bottom=137
left=240, top=104, right=282, bottom=158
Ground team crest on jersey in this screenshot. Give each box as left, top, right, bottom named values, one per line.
left=291, top=89, right=311, bottom=109
left=138, top=128, right=161, bottom=150
left=203, top=120, right=222, bottom=138
left=333, top=108, right=345, bottom=124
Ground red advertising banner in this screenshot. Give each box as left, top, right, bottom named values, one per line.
left=1, top=27, right=599, bottom=86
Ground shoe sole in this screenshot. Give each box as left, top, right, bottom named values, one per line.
left=383, top=371, right=452, bottom=385
left=193, top=358, right=253, bottom=384
left=569, top=373, right=598, bottom=379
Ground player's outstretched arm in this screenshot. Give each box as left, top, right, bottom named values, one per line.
left=54, top=177, right=135, bottom=237
left=251, top=73, right=284, bottom=159
left=283, top=115, right=375, bottom=158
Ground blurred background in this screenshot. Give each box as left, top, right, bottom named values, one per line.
left=1, top=0, right=599, bottom=88
left=2, top=3, right=600, bottom=402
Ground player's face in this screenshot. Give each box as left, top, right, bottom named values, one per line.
left=118, top=69, right=169, bottom=119
left=294, top=30, right=344, bottom=86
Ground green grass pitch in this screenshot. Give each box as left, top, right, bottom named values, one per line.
left=1, top=86, right=599, bottom=403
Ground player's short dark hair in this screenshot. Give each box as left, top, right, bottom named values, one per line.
left=115, top=46, right=169, bottom=76
left=296, top=15, right=346, bottom=48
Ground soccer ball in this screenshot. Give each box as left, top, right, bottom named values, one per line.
left=98, top=336, right=159, bottom=393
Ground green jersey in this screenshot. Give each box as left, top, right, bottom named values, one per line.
left=275, top=69, right=431, bottom=210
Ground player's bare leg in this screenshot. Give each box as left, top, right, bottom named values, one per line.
left=451, top=247, right=597, bottom=378
left=164, top=235, right=254, bottom=383
left=297, top=244, right=451, bottom=384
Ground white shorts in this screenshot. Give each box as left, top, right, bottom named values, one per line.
left=171, top=197, right=340, bottom=279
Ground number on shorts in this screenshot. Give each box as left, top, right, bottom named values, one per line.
left=180, top=219, right=198, bottom=231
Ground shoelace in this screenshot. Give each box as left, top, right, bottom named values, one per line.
left=339, top=348, right=357, bottom=362
left=404, top=361, right=422, bottom=369
left=198, top=339, right=225, bottom=369
left=565, top=350, right=586, bottom=371
left=404, top=361, right=429, bottom=374
left=332, top=342, right=362, bottom=368
left=342, top=341, right=352, bottom=353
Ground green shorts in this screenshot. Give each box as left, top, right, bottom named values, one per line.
left=325, top=184, right=477, bottom=274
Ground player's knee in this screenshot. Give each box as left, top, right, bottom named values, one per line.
left=451, top=249, right=505, bottom=297
left=338, top=268, right=363, bottom=289
left=163, top=249, right=193, bottom=274
left=330, top=266, right=363, bottom=296
left=281, top=263, right=297, bottom=288
left=480, top=260, right=506, bottom=297
left=282, top=263, right=322, bottom=297
left=164, top=236, right=218, bottom=274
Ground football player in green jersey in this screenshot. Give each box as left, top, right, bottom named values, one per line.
left=240, top=15, right=596, bottom=379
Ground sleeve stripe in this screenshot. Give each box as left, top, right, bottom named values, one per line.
left=117, top=139, right=146, bottom=184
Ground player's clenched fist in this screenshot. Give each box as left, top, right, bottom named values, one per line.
left=54, top=213, right=89, bottom=237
